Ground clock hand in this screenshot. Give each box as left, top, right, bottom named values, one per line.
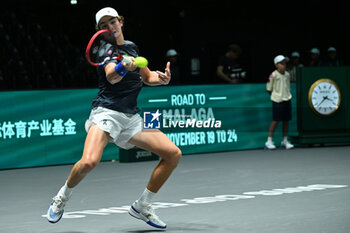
left=323, top=96, right=336, bottom=106
left=317, top=96, right=327, bottom=108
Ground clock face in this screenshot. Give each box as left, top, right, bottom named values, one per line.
left=308, top=79, right=341, bottom=116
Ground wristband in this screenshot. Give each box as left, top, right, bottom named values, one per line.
left=114, top=62, right=129, bottom=77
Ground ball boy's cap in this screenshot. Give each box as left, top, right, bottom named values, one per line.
left=95, top=7, right=119, bottom=25
left=274, top=55, right=287, bottom=64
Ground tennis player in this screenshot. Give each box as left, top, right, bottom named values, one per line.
left=47, top=7, right=181, bottom=229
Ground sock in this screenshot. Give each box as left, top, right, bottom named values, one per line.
left=267, top=137, right=273, bottom=143
left=58, top=180, right=73, bottom=197
left=137, top=188, right=156, bottom=207
left=283, top=136, right=288, bottom=142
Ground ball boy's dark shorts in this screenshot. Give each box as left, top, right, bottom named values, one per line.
left=272, top=100, right=291, bottom=122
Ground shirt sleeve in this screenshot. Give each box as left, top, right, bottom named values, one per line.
left=266, top=71, right=275, bottom=91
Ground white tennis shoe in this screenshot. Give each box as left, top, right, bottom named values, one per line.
left=128, top=201, right=167, bottom=229
left=265, top=140, right=276, bottom=150
left=281, top=140, right=294, bottom=149
left=46, top=194, right=70, bottom=223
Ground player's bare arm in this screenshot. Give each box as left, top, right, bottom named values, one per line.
left=141, top=62, right=171, bottom=86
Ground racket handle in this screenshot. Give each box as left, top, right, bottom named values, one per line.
left=122, top=56, right=132, bottom=65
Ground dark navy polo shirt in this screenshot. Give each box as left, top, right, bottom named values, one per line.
left=92, top=40, right=143, bottom=114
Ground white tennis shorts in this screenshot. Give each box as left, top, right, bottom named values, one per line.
left=85, top=106, right=143, bottom=149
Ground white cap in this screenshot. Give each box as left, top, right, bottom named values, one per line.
left=274, top=55, right=287, bottom=64
left=95, top=7, right=119, bottom=25
left=291, top=51, right=300, bottom=57
left=328, top=47, right=336, bottom=52
left=166, top=49, right=178, bottom=57
left=310, top=48, right=320, bottom=54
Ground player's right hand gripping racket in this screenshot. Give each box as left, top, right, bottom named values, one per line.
left=85, top=29, right=148, bottom=68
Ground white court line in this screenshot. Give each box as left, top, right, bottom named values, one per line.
left=41, top=184, right=347, bottom=219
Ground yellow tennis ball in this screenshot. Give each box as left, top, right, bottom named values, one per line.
left=134, top=56, right=148, bottom=68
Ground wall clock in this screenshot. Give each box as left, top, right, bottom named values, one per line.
left=308, top=78, right=341, bottom=116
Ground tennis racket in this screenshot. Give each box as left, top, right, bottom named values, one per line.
left=85, top=29, right=148, bottom=68
left=85, top=29, right=123, bottom=66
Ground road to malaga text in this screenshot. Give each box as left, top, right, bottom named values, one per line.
left=160, top=93, right=237, bottom=146
left=162, top=93, right=219, bottom=127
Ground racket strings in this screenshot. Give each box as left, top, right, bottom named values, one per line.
left=90, top=39, right=106, bottom=64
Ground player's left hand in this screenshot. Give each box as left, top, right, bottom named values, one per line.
left=156, top=62, right=171, bottom=85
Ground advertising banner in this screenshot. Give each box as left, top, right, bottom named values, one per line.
left=0, top=84, right=297, bottom=169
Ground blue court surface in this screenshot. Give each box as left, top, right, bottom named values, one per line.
left=0, top=146, right=349, bottom=233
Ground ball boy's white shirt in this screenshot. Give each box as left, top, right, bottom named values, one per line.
left=266, top=70, right=292, bottom=103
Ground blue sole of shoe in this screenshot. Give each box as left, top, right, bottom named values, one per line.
left=47, top=209, right=64, bottom=224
